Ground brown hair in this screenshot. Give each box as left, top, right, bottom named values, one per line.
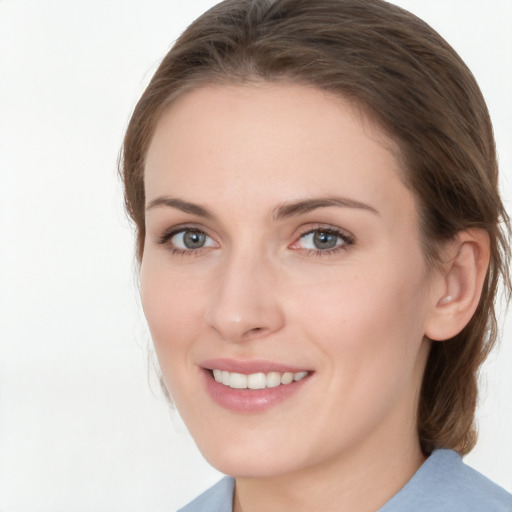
left=120, top=0, right=511, bottom=455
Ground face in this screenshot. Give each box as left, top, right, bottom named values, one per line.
left=141, top=84, right=437, bottom=478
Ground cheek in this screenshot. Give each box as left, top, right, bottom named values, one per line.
left=139, top=256, right=207, bottom=357
left=289, top=252, right=430, bottom=372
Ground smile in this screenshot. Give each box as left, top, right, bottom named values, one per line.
left=201, top=360, right=313, bottom=412
left=212, top=369, right=309, bottom=389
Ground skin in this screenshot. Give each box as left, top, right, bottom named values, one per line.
left=141, top=83, right=450, bottom=512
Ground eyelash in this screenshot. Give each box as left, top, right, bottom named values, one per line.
left=156, top=225, right=355, bottom=257
left=291, top=226, right=355, bottom=257
left=157, top=226, right=216, bottom=256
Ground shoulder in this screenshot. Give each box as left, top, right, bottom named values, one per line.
left=176, top=452, right=512, bottom=512
left=177, top=476, right=235, bottom=512
left=379, top=449, right=512, bottom=512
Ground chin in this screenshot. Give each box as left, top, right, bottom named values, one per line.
left=193, top=431, right=309, bottom=478
left=206, top=452, right=301, bottom=479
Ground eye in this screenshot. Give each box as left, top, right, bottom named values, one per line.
left=302, top=230, right=340, bottom=250
left=158, top=228, right=217, bottom=253
left=290, top=227, right=354, bottom=253
left=172, top=230, right=212, bottom=249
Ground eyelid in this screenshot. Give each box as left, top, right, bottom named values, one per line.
left=156, top=222, right=211, bottom=240
left=156, top=224, right=219, bottom=253
left=289, top=224, right=355, bottom=253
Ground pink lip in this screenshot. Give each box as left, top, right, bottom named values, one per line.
left=199, top=359, right=312, bottom=413
left=200, top=358, right=309, bottom=374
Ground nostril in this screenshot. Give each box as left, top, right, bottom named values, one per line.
left=241, top=326, right=267, bottom=339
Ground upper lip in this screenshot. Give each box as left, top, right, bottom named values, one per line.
left=200, top=358, right=311, bottom=374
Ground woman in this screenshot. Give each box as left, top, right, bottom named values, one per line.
left=120, top=0, right=512, bottom=510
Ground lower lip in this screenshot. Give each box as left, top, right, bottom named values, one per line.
left=202, top=369, right=311, bottom=413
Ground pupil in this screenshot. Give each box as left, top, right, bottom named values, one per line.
left=313, top=231, right=337, bottom=249
left=183, top=231, right=205, bottom=249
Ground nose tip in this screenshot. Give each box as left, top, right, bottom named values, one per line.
left=207, top=298, right=285, bottom=343
left=209, top=319, right=275, bottom=343
left=205, top=258, right=285, bottom=343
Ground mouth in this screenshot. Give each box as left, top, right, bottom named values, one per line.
left=200, top=359, right=313, bottom=413
left=211, top=369, right=309, bottom=389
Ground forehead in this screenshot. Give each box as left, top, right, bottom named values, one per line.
left=144, top=83, right=416, bottom=224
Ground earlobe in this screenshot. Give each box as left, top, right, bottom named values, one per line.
left=425, top=229, right=490, bottom=342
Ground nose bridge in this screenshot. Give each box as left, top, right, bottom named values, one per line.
left=205, top=245, right=284, bottom=342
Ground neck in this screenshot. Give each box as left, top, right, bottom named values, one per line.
left=233, top=424, right=425, bottom=512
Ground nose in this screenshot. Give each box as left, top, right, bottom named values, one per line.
left=205, top=251, right=285, bottom=343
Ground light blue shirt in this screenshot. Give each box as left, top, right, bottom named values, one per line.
left=177, top=449, right=512, bottom=511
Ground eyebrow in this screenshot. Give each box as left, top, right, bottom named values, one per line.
left=145, top=195, right=379, bottom=219
left=272, top=196, right=379, bottom=220
left=146, top=196, right=215, bottom=219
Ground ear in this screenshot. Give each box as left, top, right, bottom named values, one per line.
left=425, top=229, right=490, bottom=341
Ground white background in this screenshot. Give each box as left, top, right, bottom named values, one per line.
left=1, top=1, right=511, bottom=511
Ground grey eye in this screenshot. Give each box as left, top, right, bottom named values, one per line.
left=312, top=231, right=339, bottom=250
left=297, top=229, right=345, bottom=251
left=171, top=230, right=215, bottom=250
left=183, top=230, right=207, bottom=249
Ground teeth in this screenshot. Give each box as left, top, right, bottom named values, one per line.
left=247, top=372, right=266, bottom=389
left=229, top=372, right=247, bottom=389
left=266, top=371, right=281, bottom=388
left=212, top=369, right=309, bottom=389
left=281, top=372, right=294, bottom=385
